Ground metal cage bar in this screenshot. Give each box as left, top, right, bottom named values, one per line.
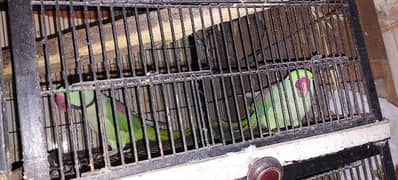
left=347, top=0, right=382, bottom=121
left=7, top=0, right=50, bottom=179
left=283, top=141, right=396, bottom=180
left=0, top=43, right=9, bottom=179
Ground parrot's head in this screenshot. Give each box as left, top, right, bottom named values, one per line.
left=289, top=69, right=313, bottom=98
left=54, top=86, right=95, bottom=111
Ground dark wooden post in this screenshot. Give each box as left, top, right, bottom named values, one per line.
left=348, top=0, right=383, bottom=121
left=7, top=0, right=50, bottom=179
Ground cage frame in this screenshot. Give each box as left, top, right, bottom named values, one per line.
left=282, top=140, right=396, bottom=180
left=3, top=0, right=386, bottom=179
left=7, top=0, right=50, bottom=179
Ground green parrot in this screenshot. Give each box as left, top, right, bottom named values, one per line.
left=54, top=87, right=189, bottom=152
left=220, top=69, right=314, bottom=132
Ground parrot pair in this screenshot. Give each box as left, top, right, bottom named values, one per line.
left=54, top=69, right=314, bottom=151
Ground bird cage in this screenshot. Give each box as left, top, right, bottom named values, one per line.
left=0, top=0, right=394, bottom=179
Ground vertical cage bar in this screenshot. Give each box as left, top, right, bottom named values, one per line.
left=227, top=7, right=252, bottom=139
left=208, top=7, right=227, bottom=144
left=7, top=0, right=50, bottom=179
left=275, top=7, right=295, bottom=130
left=266, top=7, right=287, bottom=132
left=341, top=8, right=367, bottom=116
left=252, top=7, right=273, bottom=136
left=54, top=0, right=81, bottom=175
left=303, top=6, right=326, bottom=124
left=134, top=6, right=152, bottom=159
left=0, top=45, right=9, bottom=178
left=218, top=6, right=239, bottom=142
left=148, top=6, right=166, bottom=155
left=347, top=0, right=382, bottom=120
left=235, top=7, right=256, bottom=139
left=189, top=7, right=209, bottom=146
left=176, top=6, right=199, bottom=149
left=68, top=0, right=95, bottom=173
left=198, top=6, right=218, bottom=145
left=39, top=0, right=65, bottom=177
left=378, top=142, right=396, bottom=180
left=242, top=7, right=264, bottom=136
left=283, top=6, right=304, bottom=129
left=259, top=6, right=280, bottom=133
left=120, top=6, right=140, bottom=161
left=108, top=4, right=127, bottom=164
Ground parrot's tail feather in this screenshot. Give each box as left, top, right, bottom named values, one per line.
left=209, top=117, right=253, bottom=135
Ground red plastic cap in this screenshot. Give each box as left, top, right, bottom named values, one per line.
left=258, top=168, right=280, bottom=180
left=247, top=157, right=283, bottom=180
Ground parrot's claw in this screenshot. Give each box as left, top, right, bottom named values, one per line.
left=107, top=145, right=132, bottom=159
left=122, top=147, right=132, bottom=154
left=108, top=148, right=119, bottom=158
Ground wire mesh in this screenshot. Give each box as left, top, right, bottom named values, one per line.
left=0, top=0, right=380, bottom=179
left=305, top=155, right=388, bottom=180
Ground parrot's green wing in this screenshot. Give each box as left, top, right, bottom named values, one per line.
left=101, top=92, right=192, bottom=147
left=101, top=94, right=131, bottom=133
left=216, top=69, right=314, bottom=134
left=101, top=94, right=131, bottom=149
left=251, top=86, right=273, bottom=129
left=211, top=84, right=274, bottom=134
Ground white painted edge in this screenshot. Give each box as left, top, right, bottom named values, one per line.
left=119, top=121, right=391, bottom=180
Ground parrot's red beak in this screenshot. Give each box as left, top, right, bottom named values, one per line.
left=295, top=77, right=310, bottom=97
left=54, top=93, right=67, bottom=111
